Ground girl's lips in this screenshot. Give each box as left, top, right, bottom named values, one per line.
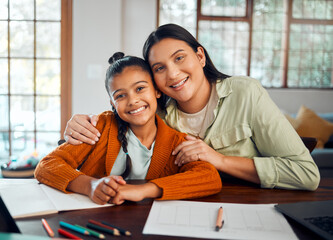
left=128, top=106, right=147, bottom=114
left=170, top=77, right=188, bottom=88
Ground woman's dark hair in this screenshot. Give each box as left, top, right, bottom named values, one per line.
left=143, top=23, right=229, bottom=110
left=105, top=52, right=153, bottom=179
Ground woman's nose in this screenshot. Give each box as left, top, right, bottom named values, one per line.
left=166, top=63, right=180, bottom=80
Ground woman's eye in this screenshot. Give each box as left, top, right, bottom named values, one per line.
left=154, top=66, right=164, bottom=72
left=137, top=86, right=145, bottom=92
left=175, top=55, right=184, bottom=62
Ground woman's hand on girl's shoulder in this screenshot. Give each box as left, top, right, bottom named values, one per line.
left=64, top=114, right=100, bottom=145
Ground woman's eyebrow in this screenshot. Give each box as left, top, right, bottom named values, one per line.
left=151, top=49, right=184, bottom=69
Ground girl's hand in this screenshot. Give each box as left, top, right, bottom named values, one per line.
left=111, top=183, right=162, bottom=205
left=172, top=135, right=223, bottom=168
left=64, top=114, right=100, bottom=145
left=89, top=176, right=126, bottom=205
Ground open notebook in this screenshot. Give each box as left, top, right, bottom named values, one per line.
left=0, top=179, right=112, bottom=219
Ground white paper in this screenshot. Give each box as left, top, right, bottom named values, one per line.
left=143, top=200, right=298, bottom=240
left=0, top=179, right=112, bottom=219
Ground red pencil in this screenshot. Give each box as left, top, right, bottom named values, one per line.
left=58, top=228, right=83, bottom=240
left=41, top=218, right=54, bottom=237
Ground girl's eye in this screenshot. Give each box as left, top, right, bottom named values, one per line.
left=114, top=94, right=124, bottom=100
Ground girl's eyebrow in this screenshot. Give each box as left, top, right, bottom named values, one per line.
left=111, top=80, right=149, bottom=97
left=151, top=49, right=184, bottom=69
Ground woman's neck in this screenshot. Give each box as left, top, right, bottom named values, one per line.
left=178, top=79, right=212, bottom=114
left=130, top=118, right=157, bottom=150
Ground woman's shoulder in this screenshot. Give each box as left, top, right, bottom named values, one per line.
left=221, top=76, right=265, bottom=96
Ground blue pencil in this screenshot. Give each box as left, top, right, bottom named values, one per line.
left=59, top=221, right=89, bottom=235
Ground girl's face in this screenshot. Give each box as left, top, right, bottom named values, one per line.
left=110, top=66, right=160, bottom=128
left=148, top=38, right=207, bottom=108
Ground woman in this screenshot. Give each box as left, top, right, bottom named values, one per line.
left=64, top=24, right=320, bottom=191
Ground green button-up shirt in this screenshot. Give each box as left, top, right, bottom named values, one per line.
left=160, top=76, right=320, bottom=190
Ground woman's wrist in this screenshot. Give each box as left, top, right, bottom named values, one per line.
left=67, top=175, right=94, bottom=196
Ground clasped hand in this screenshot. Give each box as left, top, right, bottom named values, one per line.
left=89, top=176, right=153, bottom=205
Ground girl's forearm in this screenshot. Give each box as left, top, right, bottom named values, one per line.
left=67, top=175, right=95, bottom=196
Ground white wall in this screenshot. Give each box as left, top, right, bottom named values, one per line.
left=72, top=0, right=156, bottom=115
left=72, top=0, right=333, bottom=116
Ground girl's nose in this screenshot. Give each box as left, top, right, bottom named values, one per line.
left=128, top=93, right=140, bottom=105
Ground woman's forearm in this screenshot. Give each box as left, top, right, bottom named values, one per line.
left=217, top=154, right=260, bottom=184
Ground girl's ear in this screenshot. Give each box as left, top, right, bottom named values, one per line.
left=110, top=100, right=116, bottom=112
left=156, top=89, right=161, bottom=99
left=196, top=46, right=206, bottom=67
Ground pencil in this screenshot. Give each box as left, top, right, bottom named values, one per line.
left=88, top=220, right=120, bottom=236
left=101, top=220, right=132, bottom=236
left=41, top=218, right=54, bottom=237
left=75, top=224, right=106, bottom=239
left=59, top=221, right=89, bottom=235
left=87, top=222, right=120, bottom=236
left=58, top=228, right=83, bottom=240
left=215, top=206, right=224, bottom=231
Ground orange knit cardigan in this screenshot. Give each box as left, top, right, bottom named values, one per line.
left=34, top=111, right=222, bottom=200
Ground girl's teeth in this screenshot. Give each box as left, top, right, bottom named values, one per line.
left=130, top=106, right=145, bottom=114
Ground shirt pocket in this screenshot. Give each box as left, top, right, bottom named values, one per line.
left=210, top=124, right=252, bottom=149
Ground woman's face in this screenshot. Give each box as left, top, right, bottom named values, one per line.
left=109, top=66, right=160, bottom=128
left=148, top=38, right=207, bottom=108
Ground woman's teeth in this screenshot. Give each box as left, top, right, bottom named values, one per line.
left=171, top=77, right=188, bottom=88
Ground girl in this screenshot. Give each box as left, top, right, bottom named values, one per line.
left=64, top=24, right=320, bottom=191
left=34, top=52, right=222, bottom=205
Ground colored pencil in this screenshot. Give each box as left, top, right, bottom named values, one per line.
left=58, top=228, right=83, bottom=240
left=41, top=218, right=54, bottom=237
left=101, top=221, right=132, bottom=236
left=88, top=219, right=120, bottom=236
left=59, top=221, right=89, bottom=235
left=75, top=224, right=105, bottom=239
left=87, top=223, right=120, bottom=236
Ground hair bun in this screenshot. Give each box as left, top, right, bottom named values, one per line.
left=108, top=52, right=125, bottom=64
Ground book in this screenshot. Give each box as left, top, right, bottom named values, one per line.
left=0, top=179, right=112, bottom=219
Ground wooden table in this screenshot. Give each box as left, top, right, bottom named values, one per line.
left=17, top=177, right=333, bottom=240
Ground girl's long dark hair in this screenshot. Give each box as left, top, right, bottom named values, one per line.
left=143, top=23, right=230, bottom=110
left=105, top=52, right=153, bottom=179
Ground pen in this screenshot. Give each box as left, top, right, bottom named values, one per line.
left=41, top=218, right=54, bottom=237
left=59, top=221, right=89, bottom=235
left=215, top=206, right=224, bottom=231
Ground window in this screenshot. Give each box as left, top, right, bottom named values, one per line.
left=0, top=0, right=72, bottom=162
left=158, top=0, right=333, bottom=88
